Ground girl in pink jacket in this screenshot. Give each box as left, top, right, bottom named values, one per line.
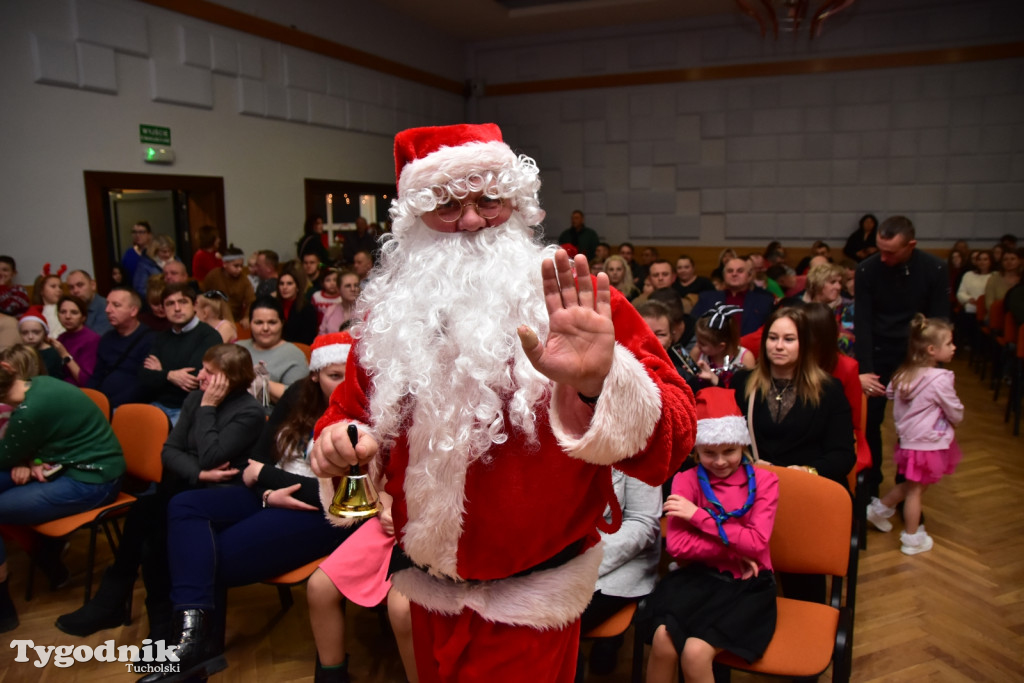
left=867, top=314, right=963, bottom=555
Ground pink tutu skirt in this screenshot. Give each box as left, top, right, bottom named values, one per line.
left=319, top=517, right=396, bottom=608
left=893, top=439, right=963, bottom=485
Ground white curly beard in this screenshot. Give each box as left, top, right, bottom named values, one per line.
left=355, top=213, right=556, bottom=463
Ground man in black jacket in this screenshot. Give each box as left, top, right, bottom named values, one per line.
left=855, top=215, right=949, bottom=497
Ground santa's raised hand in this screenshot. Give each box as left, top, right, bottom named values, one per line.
left=518, top=249, right=614, bottom=399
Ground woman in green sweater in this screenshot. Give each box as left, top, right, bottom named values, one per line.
left=0, top=369, right=125, bottom=633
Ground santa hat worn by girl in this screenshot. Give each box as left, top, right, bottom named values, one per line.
left=17, top=306, right=49, bottom=334
left=694, top=387, right=751, bottom=448
left=309, top=331, right=353, bottom=373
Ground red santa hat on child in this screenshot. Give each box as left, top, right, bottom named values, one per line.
left=694, top=387, right=750, bottom=447
left=309, top=332, right=353, bottom=372
left=18, top=306, right=49, bottom=334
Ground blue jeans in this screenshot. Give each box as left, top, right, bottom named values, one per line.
left=166, top=487, right=354, bottom=609
left=0, top=472, right=121, bottom=564
left=151, top=402, right=181, bottom=427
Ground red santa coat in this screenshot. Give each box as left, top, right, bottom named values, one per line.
left=315, top=285, right=696, bottom=629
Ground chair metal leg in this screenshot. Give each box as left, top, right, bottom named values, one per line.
left=277, top=585, right=294, bottom=610
left=84, top=527, right=99, bottom=604
left=631, top=623, right=644, bottom=683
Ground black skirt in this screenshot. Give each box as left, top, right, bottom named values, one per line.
left=638, top=564, right=777, bottom=663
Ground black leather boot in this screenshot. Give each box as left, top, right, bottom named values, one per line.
left=55, top=569, right=134, bottom=636
left=0, top=578, right=18, bottom=633
left=314, top=653, right=351, bottom=683
left=137, top=609, right=226, bottom=683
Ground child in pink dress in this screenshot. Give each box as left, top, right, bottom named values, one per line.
left=867, top=315, right=963, bottom=555
left=642, top=388, right=778, bottom=682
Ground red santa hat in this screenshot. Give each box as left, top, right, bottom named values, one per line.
left=309, top=331, right=353, bottom=372
left=694, top=387, right=750, bottom=447
left=18, top=306, right=49, bottom=334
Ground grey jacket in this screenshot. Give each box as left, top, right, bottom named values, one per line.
left=595, top=469, right=662, bottom=598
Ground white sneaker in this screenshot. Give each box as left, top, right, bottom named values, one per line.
left=900, top=526, right=934, bottom=555
left=866, top=497, right=895, bottom=532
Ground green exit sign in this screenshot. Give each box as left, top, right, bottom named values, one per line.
left=139, top=124, right=171, bottom=145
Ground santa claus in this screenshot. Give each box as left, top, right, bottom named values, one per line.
left=311, top=123, right=696, bottom=682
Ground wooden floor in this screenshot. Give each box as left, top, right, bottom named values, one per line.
left=1, top=357, right=1022, bottom=682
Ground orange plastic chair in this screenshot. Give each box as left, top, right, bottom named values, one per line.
left=714, top=466, right=856, bottom=682
left=263, top=555, right=328, bottom=610
left=27, top=404, right=168, bottom=604
left=80, top=387, right=110, bottom=421
left=235, top=321, right=251, bottom=341
left=292, top=342, right=312, bottom=365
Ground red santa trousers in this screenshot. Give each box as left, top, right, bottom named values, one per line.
left=411, top=602, right=581, bottom=683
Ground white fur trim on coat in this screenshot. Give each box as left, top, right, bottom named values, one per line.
left=548, top=344, right=662, bottom=466
left=317, top=422, right=381, bottom=528
left=390, top=542, right=604, bottom=630
left=398, top=140, right=517, bottom=198
left=694, top=415, right=751, bottom=447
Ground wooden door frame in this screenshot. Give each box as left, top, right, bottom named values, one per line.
left=84, top=171, right=226, bottom=293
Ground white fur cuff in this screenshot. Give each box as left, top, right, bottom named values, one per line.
left=549, top=344, right=662, bottom=466
left=390, top=542, right=603, bottom=630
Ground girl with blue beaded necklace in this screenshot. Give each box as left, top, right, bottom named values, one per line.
left=642, top=388, right=779, bottom=683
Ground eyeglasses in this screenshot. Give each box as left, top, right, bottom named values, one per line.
left=202, top=290, right=228, bottom=301
left=434, top=196, right=504, bottom=223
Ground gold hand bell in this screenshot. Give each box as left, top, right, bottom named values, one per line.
left=328, top=423, right=379, bottom=519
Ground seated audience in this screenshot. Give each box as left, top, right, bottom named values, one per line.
left=154, top=334, right=359, bottom=682
left=578, top=469, right=661, bottom=677
left=57, top=344, right=264, bottom=641
left=277, top=262, right=318, bottom=345
left=341, top=217, right=377, bottom=267
left=87, top=287, right=154, bottom=408
left=0, top=366, right=125, bottom=632
left=690, top=304, right=756, bottom=390
left=795, top=240, right=832, bottom=275
left=163, top=260, right=200, bottom=293
left=604, top=255, right=639, bottom=300
left=238, top=298, right=309, bottom=411
left=640, top=388, right=778, bottom=683
left=139, top=284, right=223, bottom=425
left=984, top=248, right=1021, bottom=314
left=672, top=255, right=714, bottom=313
left=312, top=269, right=343, bottom=329
left=636, top=300, right=700, bottom=397
left=957, top=249, right=993, bottom=343
left=17, top=307, right=61, bottom=377
left=121, top=221, right=152, bottom=285
left=66, top=269, right=112, bottom=336
left=195, top=290, right=237, bottom=344
left=51, top=294, right=100, bottom=386
left=202, top=246, right=255, bottom=327
left=0, top=256, right=30, bottom=318
left=297, top=214, right=331, bottom=267
left=302, top=252, right=326, bottom=293
left=254, top=250, right=280, bottom=299
left=109, top=265, right=127, bottom=288
left=133, top=234, right=177, bottom=296
left=692, top=257, right=774, bottom=335
left=191, top=225, right=223, bottom=284
left=732, top=307, right=854, bottom=604
left=319, top=270, right=359, bottom=335
left=732, top=306, right=855, bottom=487
left=32, top=272, right=66, bottom=337
left=352, top=250, right=374, bottom=289
left=710, top=247, right=738, bottom=283
left=844, top=213, right=879, bottom=261
left=139, top=275, right=170, bottom=333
